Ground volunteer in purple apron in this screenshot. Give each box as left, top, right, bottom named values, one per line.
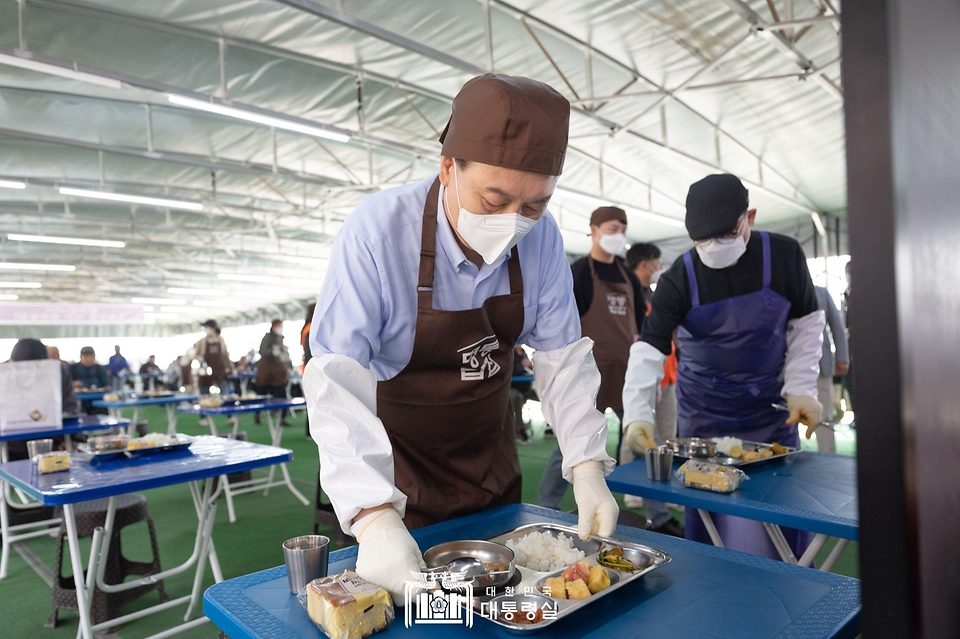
left=622, top=174, right=824, bottom=560
left=304, top=74, right=619, bottom=602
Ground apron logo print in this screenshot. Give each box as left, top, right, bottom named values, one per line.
left=607, top=293, right=628, bottom=316
left=458, top=336, right=501, bottom=381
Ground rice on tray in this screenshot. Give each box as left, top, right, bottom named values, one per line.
left=506, top=531, right=586, bottom=572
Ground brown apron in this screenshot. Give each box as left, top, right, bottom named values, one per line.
left=579, top=258, right=637, bottom=413
left=200, top=338, right=230, bottom=387
left=256, top=335, right=289, bottom=386
left=376, top=178, right=524, bottom=529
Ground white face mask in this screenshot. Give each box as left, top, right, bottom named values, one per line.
left=205, top=327, right=215, bottom=336
left=696, top=235, right=747, bottom=269
left=650, top=268, right=666, bottom=285
left=274, top=328, right=283, bottom=336
left=598, top=232, right=627, bottom=257
left=451, top=163, right=538, bottom=265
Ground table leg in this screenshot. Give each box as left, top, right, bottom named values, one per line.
left=263, top=410, right=309, bottom=506
left=63, top=504, right=94, bottom=639
left=188, top=480, right=223, bottom=581
left=0, top=482, right=9, bottom=580
left=221, top=472, right=237, bottom=524
left=207, top=415, right=220, bottom=437
left=797, top=533, right=830, bottom=568
left=165, top=404, right=177, bottom=436
left=762, top=522, right=801, bottom=564
left=132, top=408, right=140, bottom=435
left=819, top=538, right=851, bottom=572
left=697, top=510, right=725, bottom=548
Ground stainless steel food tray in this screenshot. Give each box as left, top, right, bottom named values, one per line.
left=674, top=439, right=802, bottom=468
left=475, top=523, right=671, bottom=633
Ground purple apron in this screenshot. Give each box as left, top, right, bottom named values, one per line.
left=676, top=232, right=811, bottom=560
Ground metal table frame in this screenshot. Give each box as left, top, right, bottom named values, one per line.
left=0, top=416, right=131, bottom=580
left=93, top=394, right=198, bottom=436
left=178, top=399, right=309, bottom=523
left=607, top=452, right=858, bottom=572
left=0, top=437, right=292, bottom=639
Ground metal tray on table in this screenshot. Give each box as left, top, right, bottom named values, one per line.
left=77, top=434, right=194, bottom=464
left=670, top=438, right=802, bottom=468
left=475, top=523, right=671, bottom=633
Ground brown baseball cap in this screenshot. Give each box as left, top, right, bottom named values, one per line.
left=589, top=206, right=628, bottom=227
left=439, top=74, right=570, bottom=176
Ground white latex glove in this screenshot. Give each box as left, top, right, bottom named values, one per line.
left=532, top=338, right=615, bottom=482
left=782, top=310, right=825, bottom=398
left=572, top=460, right=619, bottom=541
left=354, top=508, right=426, bottom=604
left=623, top=420, right=657, bottom=454
left=786, top=394, right=824, bottom=438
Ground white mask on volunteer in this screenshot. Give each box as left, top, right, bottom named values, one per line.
left=695, top=216, right=748, bottom=269
left=650, top=268, right=666, bottom=285
left=205, top=327, right=216, bottom=337
left=450, top=163, right=538, bottom=265
left=598, top=232, right=627, bottom=257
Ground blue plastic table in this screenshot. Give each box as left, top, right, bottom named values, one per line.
left=76, top=390, right=107, bottom=402
left=179, top=398, right=310, bottom=522
left=0, top=415, right=132, bottom=579
left=204, top=504, right=860, bottom=639
left=607, top=452, right=858, bottom=570
left=94, top=393, right=198, bottom=436
left=0, top=436, right=292, bottom=639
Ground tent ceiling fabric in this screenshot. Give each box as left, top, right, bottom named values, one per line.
left=0, top=0, right=844, bottom=320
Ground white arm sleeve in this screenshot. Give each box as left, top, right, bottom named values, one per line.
left=532, top=337, right=615, bottom=482
left=782, top=310, right=826, bottom=398
left=622, top=341, right=666, bottom=426
left=303, top=354, right=407, bottom=534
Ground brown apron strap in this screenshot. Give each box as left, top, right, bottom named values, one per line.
left=507, top=247, right=522, bottom=295
left=417, top=178, right=442, bottom=311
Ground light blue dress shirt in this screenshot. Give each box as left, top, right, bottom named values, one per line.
left=310, top=173, right=581, bottom=381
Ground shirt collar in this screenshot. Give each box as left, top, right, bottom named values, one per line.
left=436, top=183, right=511, bottom=273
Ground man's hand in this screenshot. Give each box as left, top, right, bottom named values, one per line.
left=623, top=420, right=657, bottom=453
left=72, top=380, right=83, bottom=389
left=571, top=460, right=619, bottom=540
left=785, top=395, right=824, bottom=439
left=354, top=508, right=425, bottom=604
left=835, top=362, right=849, bottom=377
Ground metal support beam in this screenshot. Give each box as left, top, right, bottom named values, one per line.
left=521, top=18, right=580, bottom=100
left=145, top=104, right=154, bottom=152
left=481, top=0, right=495, bottom=71
left=755, top=14, right=839, bottom=31
left=17, top=0, right=26, bottom=51
left=218, top=38, right=228, bottom=98
left=721, top=0, right=843, bottom=102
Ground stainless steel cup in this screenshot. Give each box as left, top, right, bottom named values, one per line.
left=645, top=446, right=674, bottom=481
left=27, top=438, right=54, bottom=462
left=283, top=535, right=330, bottom=594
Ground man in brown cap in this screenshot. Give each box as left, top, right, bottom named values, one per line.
left=537, top=206, right=684, bottom=537
left=304, top=74, right=619, bottom=601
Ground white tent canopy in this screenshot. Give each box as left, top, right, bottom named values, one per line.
left=0, top=0, right=844, bottom=325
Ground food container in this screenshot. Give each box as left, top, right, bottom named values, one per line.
left=474, top=524, right=670, bottom=633
left=87, top=434, right=131, bottom=451
left=422, top=540, right=515, bottom=589
left=666, top=437, right=717, bottom=458
left=644, top=445, right=674, bottom=481
left=676, top=459, right=748, bottom=493
left=26, top=438, right=54, bottom=461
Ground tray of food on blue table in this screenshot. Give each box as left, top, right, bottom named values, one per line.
left=418, top=523, right=670, bottom=634
left=666, top=436, right=801, bottom=468
left=78, top=433, right=193, bottom=463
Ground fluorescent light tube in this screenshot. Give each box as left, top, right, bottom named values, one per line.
left=0, top=262, right=75, bottom=272
left=162, top=306, right=198, bottom=314
left=0, top=53, right=122, bottom=89
left=7, top=233, right=125, bottom=248
left=217, top=273, right=282, bottom=284
left=553, top=187, right=609, bottom=207
left=167, top=94, right=351, bottom=143
left=144, top=312, right=178, bottom=320
left=553, top=187, right=686, bottom=228
left=196, top=299, right=242, bottom=308
left=131, top=297, right=186, bottom=305
left=0, top=179, right=26, bottom=189
left=0, top=293, right=18, bottom=301
left=59, top=187, right=203, bottom=211
left=167, top=287, right=227, bottom=297
left=0, top=281, right=41, bottom=288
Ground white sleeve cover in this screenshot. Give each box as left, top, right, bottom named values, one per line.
left=532, top=337, right=616, bottom=482
left=782, top=310, right=826, bottom=398
left=622, top=341, right=666, bottom=426
left=303, top=354, right=407, bottom=534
